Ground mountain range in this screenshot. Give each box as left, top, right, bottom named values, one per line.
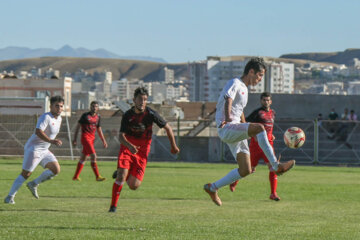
left=0, top=45, right=166, bottom=63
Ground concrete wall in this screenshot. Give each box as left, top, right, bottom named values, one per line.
left=246, top=93, right=360, bottom=120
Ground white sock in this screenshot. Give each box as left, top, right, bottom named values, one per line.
left=8, top=175, right=26, bottom=197
left=256, top=131, right=278, bottom=171
left=211, top=168, right=241, bottom=191
left=33, top=170, right=55, bottom=185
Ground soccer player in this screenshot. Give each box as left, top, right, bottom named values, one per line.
left=203, top=57, right=295, bottom=206
left=229, top=92, right=281, bottom=201
left=109, top=87, right=180, bottom=212
left=4, top=96, right=64, bottom=204
left=72, top=101, right=108, bottom=181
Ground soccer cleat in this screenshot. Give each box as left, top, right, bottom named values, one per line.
left=229, top=180, right=239, bottom=192
left=72, top=177, right=81, bottom=181
left=108, top=206, right=117, bottom=212
left=203, top=183, right=222, bottom=206
left=275, top=160, right=295, bottom=176
left=112, top=170, right=118, bottom=179
left=4, top=195, right=15, bottom=204
left=26, top=181, right=39, bottom=199
left=269, top=193, right=281, bottom=201
left=96, top=176, right=106, bottom=181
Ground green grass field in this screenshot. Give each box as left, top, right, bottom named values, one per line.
left=1, top=158, right=360, bottom=240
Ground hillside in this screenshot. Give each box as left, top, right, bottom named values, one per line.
left=0, top=57, right=187, bottom=81
left=280, top=48, right=360, bottom=66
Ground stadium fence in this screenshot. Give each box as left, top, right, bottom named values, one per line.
left=0, top=115, right=359, bottom=166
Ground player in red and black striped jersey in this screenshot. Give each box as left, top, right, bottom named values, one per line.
left=72, top=101, right=108, bottom=181
left=109, top=87, right=179, bottom=212
left=230, top=92, right=281, bottom=201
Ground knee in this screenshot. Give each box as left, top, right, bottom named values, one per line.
left=21, top=171, right=31, bottom=179
left=52, top=167, right=60, bottom=175
left=128, top=184, right=139, bottom=190
left=249, top=123, right=265, bottom=135
left=238, top=167, right=251, bottom=178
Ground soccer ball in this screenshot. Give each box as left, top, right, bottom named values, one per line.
left=283, top=127, right=306, bottom=149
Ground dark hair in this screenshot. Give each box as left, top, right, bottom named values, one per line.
left=260, top=92, right=271, bottom=100
left=50, top=95, right=64, bottom=105
left=243, top=57, right=266, bottom=76
left=90, top=101, right=99, bottom=106
left=134, top=87, right=149, bottom=98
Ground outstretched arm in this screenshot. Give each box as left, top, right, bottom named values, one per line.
left=163, top=123, right=180, bottom=154
left=97, top=127, right=108, bottom=148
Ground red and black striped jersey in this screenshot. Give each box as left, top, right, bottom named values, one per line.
left=79, top=112, right=101, bottom=139
left=246, top=107, right=276, bottom=139
left=120, top=106, right=167, bottom=144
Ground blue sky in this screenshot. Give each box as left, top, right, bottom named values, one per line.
left=1, top=0, right=359, bottom=63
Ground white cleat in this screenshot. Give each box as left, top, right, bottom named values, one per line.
left=27, top=181, right=39, bottom=199
left=4, top=195, right=15, bottom=204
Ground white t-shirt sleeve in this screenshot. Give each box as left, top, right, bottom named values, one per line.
left=224, top=79, right=238, bottom=100
left=36, top=114, right=49, bottom=131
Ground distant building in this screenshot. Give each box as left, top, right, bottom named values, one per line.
left=0, top=77, right=72, bottom=115
left=265, top=62, right=294, bottom=94
left=72, top=91, right=96, bottom=110
left=188, top=61, right=207, bottom=102
left=326, top=81, right=345, bottom=95
left=188, top=57, right=294, bottom=102
left=347, top=80, right=360, bottom=95
left=159, top=66, right=175, bottom=83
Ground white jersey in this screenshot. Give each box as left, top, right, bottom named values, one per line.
left=215, top=78, right=248, bottom=126
left=25, top=112, right=62, bottom=151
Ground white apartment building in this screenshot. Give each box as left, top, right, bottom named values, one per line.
left=160, top=67, right=175, bottom=84
left=265, top=62, right=294, bottom=94
left=111, top=78, right=152, bottom=101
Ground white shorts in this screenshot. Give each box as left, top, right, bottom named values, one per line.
left=218, top=123, right=250, bottom=158
left=22, top=148, right=57, bottom=172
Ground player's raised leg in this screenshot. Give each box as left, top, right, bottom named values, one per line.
left=27, top=159, right=60, bottom=199
left=249, top=123, right=295, bottom=175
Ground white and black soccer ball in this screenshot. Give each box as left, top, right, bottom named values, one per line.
left=283, top=127, right=306, bottom=149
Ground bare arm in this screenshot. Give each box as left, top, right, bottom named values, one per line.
left=119, top=132, right=138, bottom=154
left=35, top=128, right=62, bottom=146
left=163, top=123, right=180, bottom=154
left=219, top=97, right=233, bottom=128
left=72, top=123, right=81, bottom=146
left=240, top=112, right=246, bottom=123
left=97, top=127, right=108, bottom=148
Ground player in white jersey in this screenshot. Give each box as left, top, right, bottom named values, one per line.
left=204, top=57, right=296, bottom=206
left=4, top=96, right=64, bottom=204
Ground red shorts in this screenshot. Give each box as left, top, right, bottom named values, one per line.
left=249, top=138, right=274, bottom=167
left=81, top=136, right=96, bottom=156
left=117, top=141, right=151, bottom=181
